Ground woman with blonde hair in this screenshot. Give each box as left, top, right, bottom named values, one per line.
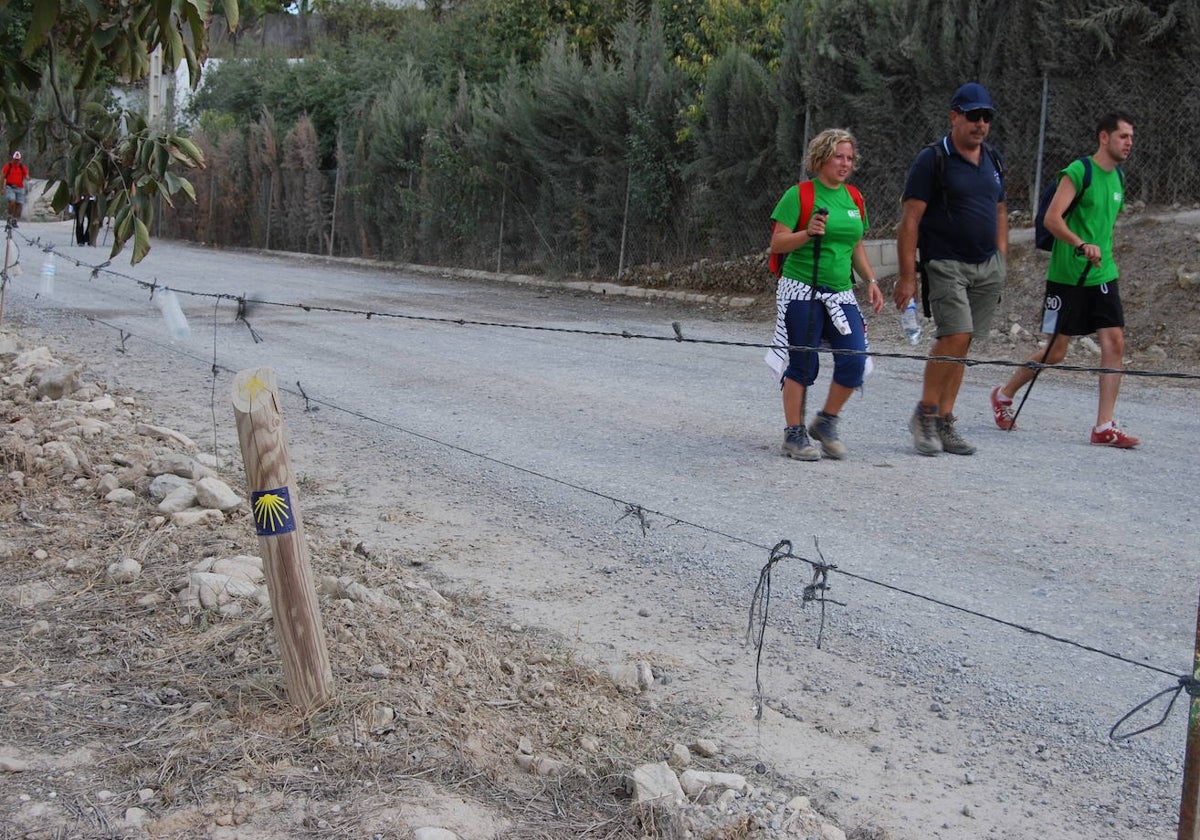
left=767, top=128, right=884, bottom=460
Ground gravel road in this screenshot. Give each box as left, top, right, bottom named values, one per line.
left=7, top=221, right=1197, bottom=839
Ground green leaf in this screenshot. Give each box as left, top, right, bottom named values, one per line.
left=132, top=216, right=151, bottom=264
left=177, top=176, right=196, bottom=202
left=23, top=0, right=60, bottom=57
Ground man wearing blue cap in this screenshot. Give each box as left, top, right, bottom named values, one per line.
left=894, top=82, right=1008, bottom=456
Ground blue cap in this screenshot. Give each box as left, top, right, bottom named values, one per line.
left=950, top=82, right=993, bottom=112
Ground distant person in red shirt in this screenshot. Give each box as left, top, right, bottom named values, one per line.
left=3, top=151, right=29, bottom=227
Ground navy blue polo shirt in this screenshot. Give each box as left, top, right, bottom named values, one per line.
left=902, top=135, right=1006, bottom=264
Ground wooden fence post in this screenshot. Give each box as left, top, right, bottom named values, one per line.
left=231, top=367, right=332, bottom=710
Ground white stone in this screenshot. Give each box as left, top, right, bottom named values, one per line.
left=194, top=476, right=242, bottom=511
left=148, top=473, right=191, bottom=501
left=107, top=558, right=142, bottom=584
left=84, top=395, right=117, bottom=412
left=820, top=824, right=847, bottom=840
left=667, top=743, right=691, bottom=769
left=105, top=488, right=137, bottom=505
left=39, top=440, right=79, bottom=475
left=182, top=572, right=263, bottom=610
left=413, top=829, right=460, bottom=840
left=209, top=555, right=263, bottom=584
left=158, top=484, right=198, bottom=513
left=171, top=508, right=224, bottom=527
left=148, top=453, right=206, bottom=479
left=679, top=769, right=748, bottom=798
left=135, top=423, right=197, bottom=450
left=630, top=762, right=685, bottom=805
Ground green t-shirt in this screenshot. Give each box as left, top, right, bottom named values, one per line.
left=1047, top=157, right=1124, bottom=287
left=771, top=181, right=867, bottom=292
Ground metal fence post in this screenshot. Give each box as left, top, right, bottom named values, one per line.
left=1033, top=73, right=1049, bottom=211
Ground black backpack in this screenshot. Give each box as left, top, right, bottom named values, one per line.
left=1033, top=157, right=1123, bottom=251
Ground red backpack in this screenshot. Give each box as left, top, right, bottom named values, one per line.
left=768, top=180, right=866, bottom=278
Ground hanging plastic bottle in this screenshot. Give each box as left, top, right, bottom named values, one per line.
left=156, top=288, right=190, bottom=340
left=900, top=298, right=921, bottom=345
left=38, top=253, right=56, bottom=299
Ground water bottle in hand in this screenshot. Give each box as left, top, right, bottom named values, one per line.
left=900, top=298, right=921, bottom=345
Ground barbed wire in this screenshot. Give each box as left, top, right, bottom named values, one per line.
left=15, top=228, right=1200, bottom=384
left=10, top=226, right=1196, bottom=741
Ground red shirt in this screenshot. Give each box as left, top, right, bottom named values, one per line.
left=3, top=161, right=28, bottom=188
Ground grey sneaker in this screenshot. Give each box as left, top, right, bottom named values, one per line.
left=909, top=406, right=943, bottom=456
left=782, top=425, right=820, bottom=461
left=808, top=411, right=847, bottom=460
left=937, top=413, right=977, bottom=455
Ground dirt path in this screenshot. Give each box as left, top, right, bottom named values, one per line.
left=4, top=220, right=1197, bottom=839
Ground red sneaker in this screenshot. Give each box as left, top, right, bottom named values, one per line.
left=1090, top=424, right=1140, bottom=449
left=990, top=385, right=1016, bottom=430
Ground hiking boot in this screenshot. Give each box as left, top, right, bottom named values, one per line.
left=990, top=385, right=1017, bottom=430
left=808, top=411, right=847, bottom=460
left=909, top=405, right=942, bottom=456
left=1090, top=423, right=1140, bottom=449
left=781, top=425, right=819, bottom=461
left=937, top=413, right=976, bottom=455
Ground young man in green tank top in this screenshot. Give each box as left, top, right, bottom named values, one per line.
left=990, top=111, right=1139, bottom=448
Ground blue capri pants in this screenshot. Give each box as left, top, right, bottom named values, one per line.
left=782, top=297, right=868, bottom=389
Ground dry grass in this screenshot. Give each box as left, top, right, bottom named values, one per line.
left=0, top=366, right=719, bottom=839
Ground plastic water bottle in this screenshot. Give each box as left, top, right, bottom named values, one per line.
left=900, top=298, right=921, bottom=345
left=156, top=289, right=190, bottom=340
left=38, top=254, right=56, bottom=299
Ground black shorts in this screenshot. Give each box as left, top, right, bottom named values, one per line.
left=1040, top=279, right=1125, bottom=336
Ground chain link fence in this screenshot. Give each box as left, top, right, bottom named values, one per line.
left=160, top=72, right=1199, bottom=281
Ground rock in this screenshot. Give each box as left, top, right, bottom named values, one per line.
left=158, top=484, right=198, bottom=513
left=667, top=743, right=691, bottom=769
left=679, top=769, right=748, bottom=798
left=0, top=753, right=31, bottom=772
left=105, top=488, right=137, bottom=505
left=39, top=440, right=79, bottom=475
left=207, top=555, right=263, bottom=584
left=171, top=509, right=224, bottom=527
left=194, top=476, right=242, bottom=511
left=148, top=453, right=208, bottom=479
left=148, top=473, right=191, bottom=501
left=179, top=572, right=265, bottom=610
left=820, top=824, right=847, bottom=840
left=413, top=829, right=460, bottom=840
left=636, top=660, right=655, bottom=692
left=691, top=738, right=720, bottom=758
left=630, top=762, right=685, bottom=805
left=65, top=556, right=100, bottom=573
left=107, top=558, right=142, bottom=583
left=34, top=365, right=83, bottom=400
left=135, top=423, right=197, bottom=450
left=11, top=346, right=57, bottom=373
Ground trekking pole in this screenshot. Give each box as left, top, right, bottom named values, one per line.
left=1007, top=256, right=1092, bottom=430
left=801, top=207, right=829, bottom=418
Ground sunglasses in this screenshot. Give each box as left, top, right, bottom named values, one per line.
left=957, top=108, right=994, bottom=123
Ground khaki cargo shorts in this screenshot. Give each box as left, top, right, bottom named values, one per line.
left=924, top=252, right=1005, bottom=338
